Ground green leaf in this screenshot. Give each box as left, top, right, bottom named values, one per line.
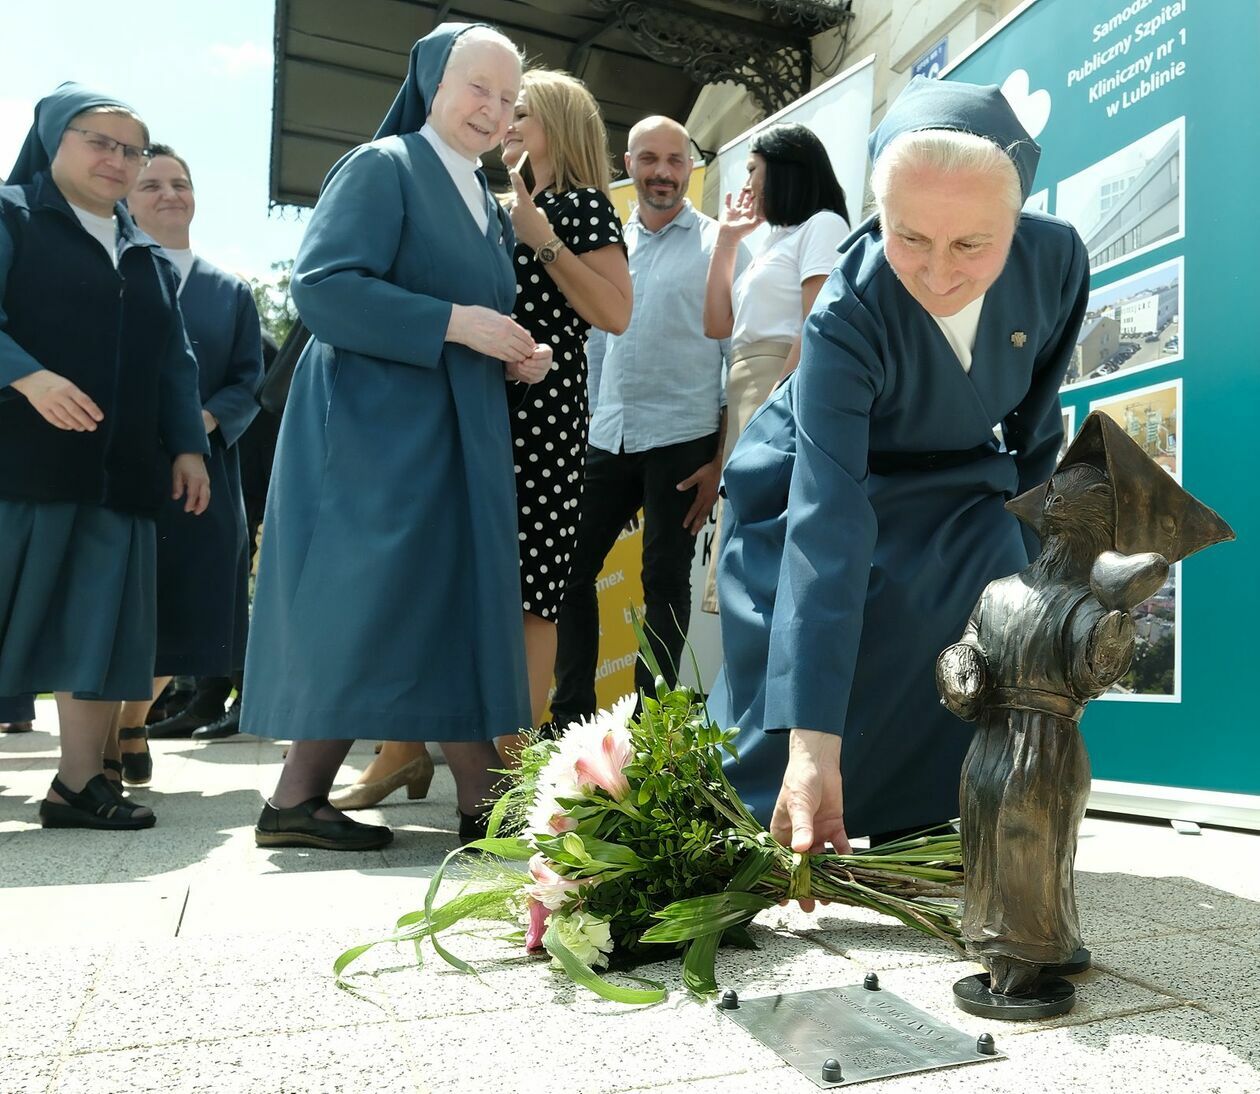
left=641, top=892, right=775, bottom=943
left=728, top=846, right=777, bottom=892
left=333, top=941, right=381, bottom=979
left=629, top=606, right=664, bottom=686
left=681, top=931, right=722, bottom=996
left=542, top=922, right=666, bottom=1005
left=459, top=836, right=533, bottom=860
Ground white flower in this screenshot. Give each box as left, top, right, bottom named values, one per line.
left=548, top=910, right=615, bottom=969
left=525, top=695, right=637, bottom=838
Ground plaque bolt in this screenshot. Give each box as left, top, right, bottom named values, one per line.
left=821, top=1058, right=844, bottom=1082
left=717, top=989, right=739, bottom=1010
left=977, top=1032, right=997, bottom=1055
left=863, top=973, right=880, bottom=991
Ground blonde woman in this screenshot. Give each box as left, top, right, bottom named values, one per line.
left=331, top=68, right=631, bottom=820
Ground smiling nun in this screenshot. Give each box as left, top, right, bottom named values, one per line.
left=242, top=23, right=551, bottom=852
left=709, top=77, right=1091, bottom=857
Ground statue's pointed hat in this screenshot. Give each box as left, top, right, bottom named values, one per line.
left=1006, top=411, right=1234, bottom=563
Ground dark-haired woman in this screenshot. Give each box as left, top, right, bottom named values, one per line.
left=701, top=122, right=849, bottom=609
left=0, top=83, right=209, bottom=829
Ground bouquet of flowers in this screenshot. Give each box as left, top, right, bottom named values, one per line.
left=337, top=646, right=964, bottom=1004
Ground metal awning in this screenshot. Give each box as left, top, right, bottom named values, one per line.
left=270, top=0, right=852, bottom=207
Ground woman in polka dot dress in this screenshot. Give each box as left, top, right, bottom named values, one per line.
left=327, top=69, right=630, bottom=817
left=500, top=68, right=631, bottom=738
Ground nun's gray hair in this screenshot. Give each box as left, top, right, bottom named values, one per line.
left=871, top=129, right=1022, bottom=220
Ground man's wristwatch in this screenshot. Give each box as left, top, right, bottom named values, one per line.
left=536, top=236, right=566, bottom=265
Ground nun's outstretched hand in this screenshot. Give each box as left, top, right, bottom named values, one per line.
left=770, top=728, right=851, bottom=910
left=506, top=344, right=553, bottom=384
left=447, top=305, right=536, bottom=363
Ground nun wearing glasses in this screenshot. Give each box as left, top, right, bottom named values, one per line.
left=0, top=82, right=209, bottom=830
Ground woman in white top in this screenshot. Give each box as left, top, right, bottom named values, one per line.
left=702, top=123, right=850, bottom=609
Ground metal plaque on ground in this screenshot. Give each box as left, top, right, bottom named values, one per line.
left=719, top=983, right=1005, bottom=1088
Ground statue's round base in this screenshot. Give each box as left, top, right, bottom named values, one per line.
left=952, top=973, right=1076, bottom=1020
left=1043, top=946, right=1091, bottom=977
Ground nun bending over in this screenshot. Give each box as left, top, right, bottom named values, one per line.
left=709, top=78, right=1089, bottom=868
left=0, top=83, right=209, bottom=830
left=242, top=23, right=551, bottom=852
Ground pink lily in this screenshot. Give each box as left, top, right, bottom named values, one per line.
left=573, top=724, right=633, bottom=801
left=525, top=898, right=550, bottom=952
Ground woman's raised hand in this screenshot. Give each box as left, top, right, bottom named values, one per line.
left=447, top=305, right=537, bottom=363
left=719, top=188, right=764, bottom=240
left=10, top=369, right=104, bottom=432
left=506, top=344, right=553, bottom=385
left=171, top=453, right=211, bottom=515
left=507, top=170, right=553, bottom=251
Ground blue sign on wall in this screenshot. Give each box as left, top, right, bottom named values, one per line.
left=945, top=0, right=1259, bottom=803
left=912, top=38, right=948, bottom=79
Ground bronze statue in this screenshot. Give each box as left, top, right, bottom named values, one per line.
left=937, top=411, right=1234, bottom=1019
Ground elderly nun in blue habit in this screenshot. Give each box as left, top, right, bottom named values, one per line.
left=710, top=77, right=1090, bottom=854
left=243, top=23, right=551, bottom=852
left=0, top=83, right=209, bottom=830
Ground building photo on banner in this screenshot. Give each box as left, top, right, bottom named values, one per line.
left=946, top=0, right=1258, bottom=826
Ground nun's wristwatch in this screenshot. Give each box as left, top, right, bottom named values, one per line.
left=536, top=236, right=566, bottom=265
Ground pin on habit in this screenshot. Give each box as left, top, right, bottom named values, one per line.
left=1010, top=331, right=1028, bottom=347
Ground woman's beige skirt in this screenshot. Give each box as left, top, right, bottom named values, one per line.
left=702, top=340, right=792, bottom=613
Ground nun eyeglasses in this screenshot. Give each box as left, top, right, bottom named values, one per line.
left=65, top=127, right=152, bottom=164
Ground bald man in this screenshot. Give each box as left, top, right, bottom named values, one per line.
left=551, top=117, right=750, bottom=724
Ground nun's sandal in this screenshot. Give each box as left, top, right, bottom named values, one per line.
left=39, top=775, right=156, bottom=830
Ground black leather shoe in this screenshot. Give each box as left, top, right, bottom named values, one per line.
left=191, top=704, right=241, bottom=741
left=458, top=808, right=491, bottom=844
left=146, top=678, right=196, bottom=725
left=147, top=703, right=226, bottom=739
left=255, top=797, right=392, bottom=851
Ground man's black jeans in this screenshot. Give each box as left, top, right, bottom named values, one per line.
left=551, top=433, right=718, bottom=726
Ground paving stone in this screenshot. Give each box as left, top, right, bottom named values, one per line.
left=2, top=1049, right=59, bottom=1094
left=847, top=1004, right=1260, bottom=1093
left=54, top=1023, right=416, bottom=1094
left=69, top=966, right=393, bottom=1053
left=614, top=1068, right=817, bottom=1093
left=402, top=1000, right=787, bottom=1094
left=0, top=942, right=112, bottom=1061
left=872, top=958, right=1182, bottom=1037
left=1095, top=934, right=1260, bottom=1007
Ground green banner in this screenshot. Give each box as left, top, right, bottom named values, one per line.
left=946, top=0, right=1258, bottom=800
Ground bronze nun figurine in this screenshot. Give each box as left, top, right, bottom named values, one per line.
left=938, top=410, right=1234, bottom=1018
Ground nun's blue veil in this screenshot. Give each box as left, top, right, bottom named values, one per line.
left=869, top=76, right=1040, bottom=202
left=7, top=82, right=143, bottom=186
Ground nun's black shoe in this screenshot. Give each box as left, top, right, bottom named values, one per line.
left=1, top=721, right=33, bottom=733
left=119, top=726, right=152, bottom=785
left=458, top=808, right=491, bottom=844
left=191, top=704, right=241, bottom=741
left=255, top=797, right=393, bottom=851
left=39, top=775, right=156, bottom=830
left=147, top=705, right=222, bottom=739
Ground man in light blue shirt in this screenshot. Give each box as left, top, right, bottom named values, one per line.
left=552, top=116, right=749, bottom=726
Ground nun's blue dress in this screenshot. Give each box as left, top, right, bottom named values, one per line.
left=0, top=84, right=207, bottom=704
left=154, top=259, right=261, bottom=676
left=242, top=25, right=532, bottom=741
left=710, top=79, right=1090, bottom=838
